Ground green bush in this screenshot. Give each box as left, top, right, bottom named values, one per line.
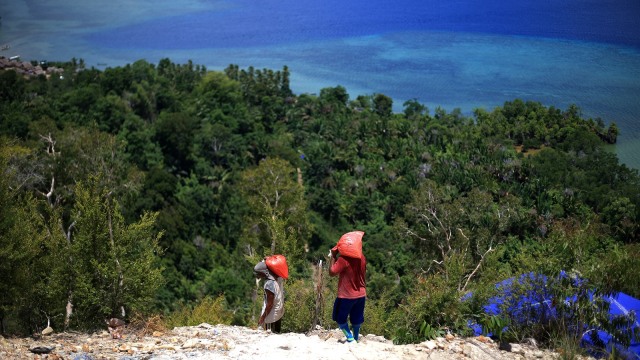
left=386, top=273, right=471, bottom=344
left=164, top=295, right=234, bottom=328
left=280, top=269, right=338, bottom=332
left=361, top=296, right=391, bottom=337
left=478, top=314, right=510, bottom=343
left=282, top=278, right=316, bottom=332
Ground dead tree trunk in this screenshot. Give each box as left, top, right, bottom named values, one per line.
left=311, top=259, right=325, bottom=331
left=40, top=133, right=76, bottom=329
left=106, top=194, right=125, bottom=318
left=62, top=220, right=75, bottom=330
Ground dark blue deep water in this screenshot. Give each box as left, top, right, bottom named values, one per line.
left=2, top=0, right=640, bottom=168
left=88, top=0, right=640, bottom=49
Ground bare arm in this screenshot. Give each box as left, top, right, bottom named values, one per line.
left=329, top=250, right=340, bottom=276
left=258, top=289, right=275, bottom=327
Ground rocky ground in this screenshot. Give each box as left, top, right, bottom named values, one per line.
left=0, top=323, right=595, bottom=360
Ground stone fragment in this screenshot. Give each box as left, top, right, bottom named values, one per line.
left=476, top=335, right=492, bottom=343
left=182, top=338, right=201, bottom=349
left=29, top=346, right=54, bottom=354
left=509, top=343, right=525, bottom=355
left=421, top=340, right=437, bottom=350
left=42, top=326, right=54, bottom=336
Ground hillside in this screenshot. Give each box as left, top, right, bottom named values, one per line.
left=2, top=58, right=639, bottom=357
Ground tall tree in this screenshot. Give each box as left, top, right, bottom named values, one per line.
left=67, top=174, right=164, bottom=327
left=239, top=157, right=311, bottom=275
left=0, top=143, right=52, bottom=333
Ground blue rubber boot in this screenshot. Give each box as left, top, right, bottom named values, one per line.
left=352, top=323, right=361, bottom=342
left=338, top=323, right=355, bottom=343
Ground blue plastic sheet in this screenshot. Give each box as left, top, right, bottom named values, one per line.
left=469, top=273, right=639, bottom=359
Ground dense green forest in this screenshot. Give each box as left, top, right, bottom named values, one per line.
left=1, top=58, right=638, bottom=350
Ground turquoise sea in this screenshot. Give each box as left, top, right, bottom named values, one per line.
left=1, top=0, right=639, bottom=169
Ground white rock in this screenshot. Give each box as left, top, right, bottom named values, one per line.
left=182, top=338, right=201, bottom=349
left=421, top=340, right=438, bottom=350
left=41, top=326, right=54, bottom=336
left=509, top=343, right=526, bottom=355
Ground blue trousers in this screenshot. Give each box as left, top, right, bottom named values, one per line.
left=332, top=297, right=366, bottom=325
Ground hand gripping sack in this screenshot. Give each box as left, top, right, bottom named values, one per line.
left=332, top=231, right=364, bottom=259
left=265, top=254, right=289, bottom=279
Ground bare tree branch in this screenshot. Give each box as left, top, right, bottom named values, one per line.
left=460, top=245, right=494, bottom=293
left=39, top=133, right=57, bottom=156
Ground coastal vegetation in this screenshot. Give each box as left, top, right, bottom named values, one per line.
left=1, top=58, right=638, bottom=355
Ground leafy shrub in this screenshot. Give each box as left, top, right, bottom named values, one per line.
left=164, top=295, right=234, bottom=328
left=128, top=313, right=167, bottom=336
left=419, top=321, right=446, bottom=340
left=361, top=295, right=391, bottom=337
left=281, top=278, right=316, bottom=332
left=386, top=273, right=470, bottom=344
left=478, top=314, right=510, bottom=343
left=280, top=265, right=340, bottom=332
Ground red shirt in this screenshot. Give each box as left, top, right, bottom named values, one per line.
left=330, top=255, right=367, bottom=299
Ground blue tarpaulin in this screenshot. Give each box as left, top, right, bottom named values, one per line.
left=587, top=292, right=640, bottom=359
left=469, top=273, right=640, bottom=359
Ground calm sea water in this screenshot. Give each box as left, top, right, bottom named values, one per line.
left=1, top=0, right=639, bottom=169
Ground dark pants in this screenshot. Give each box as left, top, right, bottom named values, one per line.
left=332, top=297, right=366, bottom=325
left=265, top=318, right=282, bottom=333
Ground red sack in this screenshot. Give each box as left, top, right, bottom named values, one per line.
left=265, top=254, right=289, bottom=279
left=332, top=231, right=364, bottom=259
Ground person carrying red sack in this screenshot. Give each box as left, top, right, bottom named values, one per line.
left=254, top=257, right=286, bottom=333
left=329, top=231, right=367, bottom=343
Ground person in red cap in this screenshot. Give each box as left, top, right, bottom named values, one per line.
left=329, top=231, right=367, bottom=343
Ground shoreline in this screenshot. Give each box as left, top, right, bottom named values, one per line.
left=0, top=56, right=64, bottom=78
